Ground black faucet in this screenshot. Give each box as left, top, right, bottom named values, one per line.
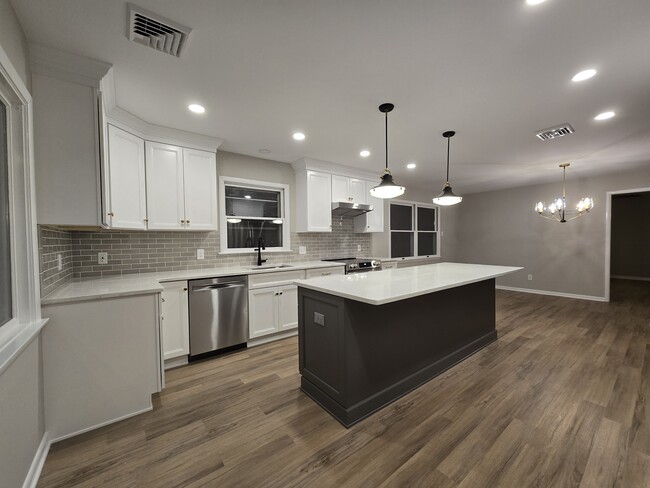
left=255, top=237, right=267, bottom=266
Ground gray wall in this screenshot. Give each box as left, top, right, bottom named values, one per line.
left=0, top=0, right=30, bottom=89
left=611, top=192, right=650, bottom=279
left=446, top=166, right=650, bottom=299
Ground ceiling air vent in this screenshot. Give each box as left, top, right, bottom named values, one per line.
left=535, top=123, right=575, bottom=141
left=127, top=4, right=191, bottom=58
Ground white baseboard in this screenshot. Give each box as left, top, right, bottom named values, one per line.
left=611, top=275, right=650, bottom=282
left=248, top=329, right=298, bottom=348
left=22, top=432, right=51, bottom=488
left=496, top=285, right=608, bottom=302
left=49, top=402, right=153, bottom=444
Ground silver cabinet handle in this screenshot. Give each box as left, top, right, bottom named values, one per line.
left=322, top=272, right=331, bottom=276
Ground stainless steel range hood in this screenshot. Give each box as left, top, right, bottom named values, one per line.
left=331, top=201, right=373, bottom=217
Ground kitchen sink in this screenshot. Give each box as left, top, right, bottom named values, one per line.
left=247, top=264, right=294, bottom=270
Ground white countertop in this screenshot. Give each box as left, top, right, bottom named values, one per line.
left=294, top=262, right=522, bottom=305
left=41, top=261, right=344, bottom=305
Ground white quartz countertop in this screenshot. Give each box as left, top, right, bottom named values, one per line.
left=294, top=262, right=523, bottom=305
left=41, top=261, right=344, bottom=305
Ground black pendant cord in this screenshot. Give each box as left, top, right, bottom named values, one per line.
left=446, top=135, right=450, bottom=183
left=385, top=111, right=389, bottom=171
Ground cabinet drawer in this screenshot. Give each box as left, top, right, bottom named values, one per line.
left=248, top=269, right=306, bottom=288
left=305, top=266, right=345, bottom=279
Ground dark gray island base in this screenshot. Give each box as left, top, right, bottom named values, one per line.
left=298, top=278, right=496, bottom=427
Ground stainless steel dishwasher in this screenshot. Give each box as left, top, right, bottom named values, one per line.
left=188, top=275, right=248, bottom=359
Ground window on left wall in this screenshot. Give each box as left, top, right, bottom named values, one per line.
left=0, top=100, right=11, bottom=327
left=219, top=177, right=291, bottom=253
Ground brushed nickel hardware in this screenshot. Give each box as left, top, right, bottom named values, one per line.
left=107, top=212, right=114, bottom=217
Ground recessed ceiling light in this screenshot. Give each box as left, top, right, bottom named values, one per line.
left=360, top=150, right=371, bottom=158
left=188, top=104, right=205, bottom=114
left=258, top=149, right=271, bottom=154
left=244, top=195, right=252, bottom=199
left=526, top=0, right=547, bottom=5
left=572, top=69, right=597, bottom=82
left=407, top=163, right=417, bottom=169
left=594, top=111, right=616, bottom=120
left=293, top=132, right=306, bottom=141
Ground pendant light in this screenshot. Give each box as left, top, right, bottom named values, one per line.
left=370, top=103, right=405, bottom=199
left=432, top=131, right=463, bottom=206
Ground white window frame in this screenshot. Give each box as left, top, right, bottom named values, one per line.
left=218, top=176, right=291, bottom=254
left=388, top=200, right=441, bottom=260
left=0, top=43, right=44, bottom=374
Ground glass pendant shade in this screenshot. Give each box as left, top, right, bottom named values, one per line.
left=370, top=170, right=405, bottom=199
left=432, top=183, right=463, bottom=206
left=370, top=103, right=405, bottom=200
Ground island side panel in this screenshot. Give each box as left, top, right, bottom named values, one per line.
left=298, top=278, right=497, bottom=427
left=343, top=278, right=496, bottom=412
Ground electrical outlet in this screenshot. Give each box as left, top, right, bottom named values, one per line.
left=314, top=312, right=325, bottom=326
left=98, top=252, right=108, bottom=265
left=299, top=246, right=306, bottom=255
left=196, top=249, right=205, bottom=260
left=57, top=253, right=62, bottom=271
left=357, top=244, right=361, bottom=252
left=528, top=274, right=533, bottom=281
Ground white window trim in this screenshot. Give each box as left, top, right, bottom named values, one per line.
left=0, top=43, right=47, bottom=374
left=218, top=176, right=292, bottom=254
left=388, top=200, right=441, bottom=260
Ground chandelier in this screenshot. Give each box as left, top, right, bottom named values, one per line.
left=535, top=163, right=593, bottom=222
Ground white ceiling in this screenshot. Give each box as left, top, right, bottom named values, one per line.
left=11, top=0, right=650, bottom=194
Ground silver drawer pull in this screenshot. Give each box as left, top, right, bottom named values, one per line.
left=322, top=272, right=331, bottom=276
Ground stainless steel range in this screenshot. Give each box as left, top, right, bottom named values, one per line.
left=322, top=257, right=382, bottom=274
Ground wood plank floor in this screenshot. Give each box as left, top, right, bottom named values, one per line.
left=38, top=279, right=650, bottom=488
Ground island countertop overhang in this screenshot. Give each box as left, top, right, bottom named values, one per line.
left=294, top=262, right=523, bottom=305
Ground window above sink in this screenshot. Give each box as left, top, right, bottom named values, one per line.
left=219, top=176, right=291, bottom=254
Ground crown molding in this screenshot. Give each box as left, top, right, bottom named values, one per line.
left=29, top=44, right=112, bottom=88
left=292, top=157, right=378, bottom=181
left=107, top=106, right=224, bottom=152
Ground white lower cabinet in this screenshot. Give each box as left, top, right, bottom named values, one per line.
left=249, top=284, right=298, bottom=339
left=161, top=281, right=190, bottom=360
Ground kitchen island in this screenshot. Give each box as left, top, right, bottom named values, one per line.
left=295, top=262, right=522, bottom=427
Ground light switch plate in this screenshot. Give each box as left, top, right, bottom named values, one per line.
left=98, top=252, right=108, bottom=265
left=299, top=246, right=307, bottom=255
left=357, top=244, right=361, bottom=252
left=197, top=249, right=205, bottom=260
left=314, top=312, right=325, bottom=326
left=528, top=274, right=533, bottom=281
left=57, top=253, right=62, bottom=271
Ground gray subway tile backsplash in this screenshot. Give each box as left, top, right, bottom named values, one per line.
left=38, top=217, right=371, bottom=296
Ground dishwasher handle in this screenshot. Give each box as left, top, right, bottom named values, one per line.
left=193, top=283, right=246, bottom=292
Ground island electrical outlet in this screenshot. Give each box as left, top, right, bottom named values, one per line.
left=98, top=252, right=108, bottom=265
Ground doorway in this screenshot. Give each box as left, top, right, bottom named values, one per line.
left=605, top=188, right=650, bottom=301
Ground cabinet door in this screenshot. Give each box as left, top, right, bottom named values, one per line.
left=365, top=180, right=384, bottom=231
left=146, top=142, right=185, bottom=230
left=249, top=288, right=279, bottom=338
left=349, top=178, right=367, bottom=204
left=277, top=285, right=298, bottom=331
left=161, top=281, right=189, bottom=360
left=182, top=148, right=217, bottom=230
left=307, top=171, right=332, bottom=232
left=106, top=125, right=147, bottom=229
left=331, top=175, right=350, bottom=202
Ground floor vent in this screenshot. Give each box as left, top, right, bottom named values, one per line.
left=535, top=123, right=575, bottom=141
left=127, top=4, right=191, bottom=58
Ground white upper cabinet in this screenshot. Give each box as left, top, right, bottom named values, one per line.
left=354, top=180, right=385, bottom=233
left=146, top=142, right=185, bottom=230
left=182, top=148, right=217, bottom=231
left=332, top=175, right=366, bottom=204
left=145, top=144, right=217, bottom=231
left=296, top=170, right=332, bottom=232
left=106, top=125, right=147, bottom=229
